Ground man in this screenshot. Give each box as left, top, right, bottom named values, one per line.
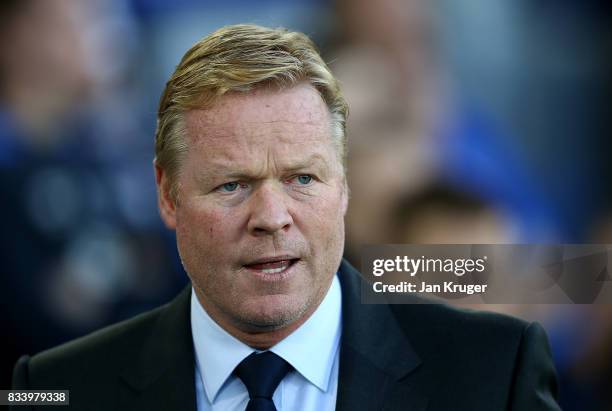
left=12, top=24, right=560, bottom=410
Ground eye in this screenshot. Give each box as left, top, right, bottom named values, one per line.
left=219, top=182, right=240, bottom=192
left=296, top=175, right=312, bottom=185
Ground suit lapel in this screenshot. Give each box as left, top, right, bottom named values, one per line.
left=118, top=286, right=197, bottom=411
left=336, top=259, right=428, bottom=411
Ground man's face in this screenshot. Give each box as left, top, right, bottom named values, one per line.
left=157, top=83, right=348, bottom=333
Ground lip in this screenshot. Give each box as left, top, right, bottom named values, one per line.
left=243, top=255, right=300, bottom=266
left=242, top=257, right=300, bottom=282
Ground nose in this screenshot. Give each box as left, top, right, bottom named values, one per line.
left=247, top=182, right=293, bottom=236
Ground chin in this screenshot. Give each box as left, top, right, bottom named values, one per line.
left=237, top=294, right=310, bottom=330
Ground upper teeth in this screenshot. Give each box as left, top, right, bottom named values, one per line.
left=261, top=262, right=290, bottom=274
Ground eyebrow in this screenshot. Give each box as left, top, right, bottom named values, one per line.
left=195, top=153, right=331, bottom=184
left=279, top=154, right=329, bottom=174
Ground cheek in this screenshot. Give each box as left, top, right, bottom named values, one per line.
left=176, top=205, right=235, bottom=258
left=298, top=188, right=346, bottom=240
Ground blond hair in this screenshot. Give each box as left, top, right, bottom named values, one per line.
left=155, top=24, right=348, bottom=201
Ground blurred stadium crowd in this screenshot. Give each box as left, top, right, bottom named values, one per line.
left=1, top=0, right=610, bottom=409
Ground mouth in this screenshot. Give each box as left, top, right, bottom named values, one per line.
left=243, top=257, right=300, bottom=275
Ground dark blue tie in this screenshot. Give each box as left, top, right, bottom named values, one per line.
left=234, top=351, right=293, bottom=411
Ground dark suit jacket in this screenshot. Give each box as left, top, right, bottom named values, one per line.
left=12, top=259, right=560, bottom=410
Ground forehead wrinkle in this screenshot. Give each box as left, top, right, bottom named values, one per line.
left=185, top=124, right=339, bottom=181
left=185, top=119, right=329, bottom=147
left=185, top=98, right=330, bottom=126
left=196, top=121, right=328, bottom=138
left=242, top=119, right=328, bottom=127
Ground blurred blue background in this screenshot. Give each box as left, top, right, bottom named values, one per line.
left=1, top=0, right=610, bottom=409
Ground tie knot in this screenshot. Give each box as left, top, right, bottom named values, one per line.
left=234, top=352, right=293, bottom=400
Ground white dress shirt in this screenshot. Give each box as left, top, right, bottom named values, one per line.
left=190, top=274, right=342, bottom=411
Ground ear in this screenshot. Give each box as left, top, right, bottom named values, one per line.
left=155, top=162, right=177, bottom=230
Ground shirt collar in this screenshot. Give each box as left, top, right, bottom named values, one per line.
left=190, top=274, right=342, bottom=403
